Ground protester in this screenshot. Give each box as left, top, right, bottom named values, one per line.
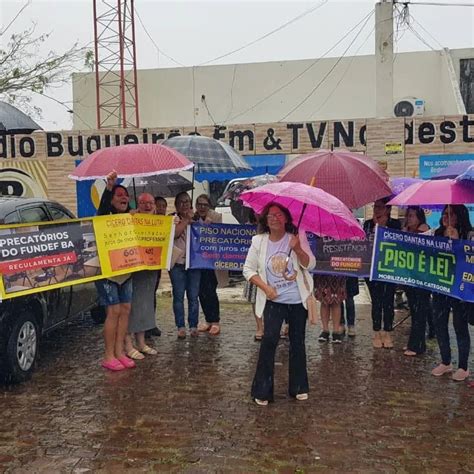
left=431, top=205, right=472, bottom=381
left=155, top=196, right=167, bottom=216
left=96, top=171, right=135, bottom=371
left=364, top=197, right=401, bottom=349
left=125, top=193, right=159, bottom=360
left=169, top=191, right=201, bottom=339
left=195, top=194, right=223, bottom=336
left=315, top=274, right=346, bottom=343
left=144, top=196, right=168, bottom=338
left=243, top=203, right=316, bottom=405
left=402, top=206, right=432, bottom=356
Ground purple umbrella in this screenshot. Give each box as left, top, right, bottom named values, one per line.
left=455, top=164, right=474, bottom=183
left=390, top=177, right=422, bottom=196
left=432, top=160, right=474, bottom=180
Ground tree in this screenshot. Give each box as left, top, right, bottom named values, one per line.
left=0, top=25, right=92, bottom=117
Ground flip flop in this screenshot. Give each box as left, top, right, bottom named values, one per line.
left=117, top=355, right=136, bottom=369
left=198, top=322, right=212, bottom=332
left=209, top=325, right=220, bottom=336
left=127, top=348, right=145, bottom=360
left=101, top=358, right=126, bottom=371
left=139, top=345, right=158, bottom=355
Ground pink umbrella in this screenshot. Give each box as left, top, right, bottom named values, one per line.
left=239, top=182, right=365, bottom=240
left=69, top=143, right=194, bottom=180
left=388, top=179, right=474, bottom=206
left=278, top=149, right=391, bottom=209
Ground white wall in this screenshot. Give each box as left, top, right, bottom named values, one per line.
left=72, top=48, right=474, bottom=130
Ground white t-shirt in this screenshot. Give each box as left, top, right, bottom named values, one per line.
left=265, top=233, right=301, bottom=304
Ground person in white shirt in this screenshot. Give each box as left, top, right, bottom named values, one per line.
left=243, top=203, right=316, bottom=406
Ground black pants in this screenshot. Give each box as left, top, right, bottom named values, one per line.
left=251, top=301, right=308, bottom=402
left=199, top=269, right=220, bottom=324
left=152, top=270, right=162, bottom=313
left=366, top=280, right=396, bottom=332
left=432, top=294, right=470, bottom=370
left=406, top=287, right=431, bottom=354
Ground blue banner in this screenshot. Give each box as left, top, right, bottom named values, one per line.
left=371, top=226, right=474, bottom=302
left=187, top=223, right=257, bottom=270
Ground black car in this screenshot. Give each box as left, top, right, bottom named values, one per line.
left=0, top=197, right=102, bottom=383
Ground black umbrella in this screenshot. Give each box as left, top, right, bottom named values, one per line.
left=0, top=101, right=42, bottom=133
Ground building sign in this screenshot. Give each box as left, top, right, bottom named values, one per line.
left=1, top=115, right=473, bottom=159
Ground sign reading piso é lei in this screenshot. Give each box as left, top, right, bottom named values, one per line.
left=370, top=226, right=474, bottom=302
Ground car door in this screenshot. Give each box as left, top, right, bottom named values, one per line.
left=17, top=204, right=72, bottom=329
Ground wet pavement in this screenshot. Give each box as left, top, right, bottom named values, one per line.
left=1, top=285, right=473, bottom=473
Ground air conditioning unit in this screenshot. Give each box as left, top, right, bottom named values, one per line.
left=393, top=98, right=425, bottom=117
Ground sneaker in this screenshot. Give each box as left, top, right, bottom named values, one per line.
left=348, top=326, right=356, bottom=337
left=254, top=398, right=268, bottom=406
left=318, top=331, right=330, bottom=342
left=177, top=328, right=186, bottom=339
left=431, top=363, right=453, bottom=377
left=452, top=368, right=470, bottom=382
left=331, top=332, right=343, bottom=344
left=296, top=393, right=309, bottom=401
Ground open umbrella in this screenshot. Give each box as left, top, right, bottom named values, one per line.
left=390, top=177, right=422, bottom=196
left=432, top=160, right=474, bottom=180
left=278, top=149, right=391, bottom=209
left=68, top=143, right=193, bottom=181
left=161, top=135, right=251, bottom=173
left=388, top=179, right=474, bottom=206
left=122, top=174, right=192, bottom=198
left=239, top=182, right=365, bottom=240
left=456, top=164, right=474, bottom=183
left=223, top=174, right=279, bottom=201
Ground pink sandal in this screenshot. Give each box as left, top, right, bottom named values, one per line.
left=101, top=358, right=126, bottom=371
left=117, top=355, right=136, bottom=369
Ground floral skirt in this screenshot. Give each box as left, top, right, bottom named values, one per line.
left=314, top=275, right=347, bottom=305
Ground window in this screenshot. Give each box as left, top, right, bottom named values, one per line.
left=19, top=207, right=49, bottom=224
left=3, top=211, right=20, bottom=224
left=48, top=206, right=73, bottom=221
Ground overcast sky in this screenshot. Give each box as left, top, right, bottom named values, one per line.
left=1, top=0, right=473, bottom=129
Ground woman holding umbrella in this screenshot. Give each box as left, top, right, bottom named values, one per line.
left=96, top=171, right=135, bottom=371
left=243, top=203, right=316, bottom=405
left=431, top=205, right=472, bottom=382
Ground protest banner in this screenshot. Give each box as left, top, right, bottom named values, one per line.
left=187, top=223, right=257, bottom=270
left=0, top=214, right=174, bottom=300
left=312, top=235, right=372, bottom=277
left=371, top=226, right=474, bottom=302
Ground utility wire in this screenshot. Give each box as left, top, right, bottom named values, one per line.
left=198, top=0, right=330, bottom=66
left=310, top=23, right=375, bottom=119
left=0, top=0, right=31, bottom=36
left=278, top=9, right=375, bottom=122
left=134, top=7, right=186, bottom=67
left=406, top=10, right=445, bottom=49
left=223, top=8, right=375, bottom=124
left=223, top=64, right=238, bottom=123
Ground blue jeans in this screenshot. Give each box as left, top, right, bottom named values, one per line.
left=95, top=277, right=133, bottom=306
left=169, top=264, right=201, bottom=329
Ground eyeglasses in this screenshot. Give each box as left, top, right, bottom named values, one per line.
left=267, top=212, right=284, bottom=220
left=177, top=200, right=191, bottom=205
left=196, top=202, right=210, bottom=208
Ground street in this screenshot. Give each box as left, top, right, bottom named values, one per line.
left=1, top=292, right=473, bottom=473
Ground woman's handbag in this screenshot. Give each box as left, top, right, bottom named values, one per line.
left=302, top=270, right=318, bottom=325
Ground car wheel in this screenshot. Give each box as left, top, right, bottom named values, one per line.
left=1, top=310, right=39, bottom=384
left=90, top=306, right=106, bottom=325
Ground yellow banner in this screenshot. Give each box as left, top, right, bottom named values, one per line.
left=0, top=214, right=174, bottom=300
